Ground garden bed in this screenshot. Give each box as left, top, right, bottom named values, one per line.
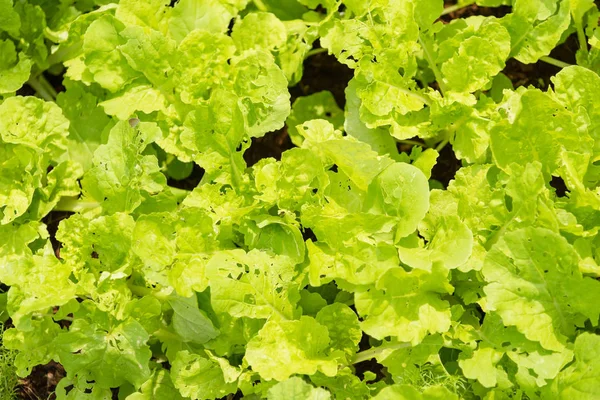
left=2, top=0, right=600, bottom=399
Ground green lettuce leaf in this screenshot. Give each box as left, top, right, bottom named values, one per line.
left=268, top=377, right=331, bottom=399
left=81, top=121, right=166, bottom=214
left=355, top=266, right=453, bottom=344
left=548, top=333, right=600, bottom=399
left=245, top=316, right=339, bottom=381
left=482, top=227, right=600, bottom=351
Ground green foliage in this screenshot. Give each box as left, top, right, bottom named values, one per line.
left=3, top=0, right=600, bottom=399
left=0, top=325, right=18, bottom=400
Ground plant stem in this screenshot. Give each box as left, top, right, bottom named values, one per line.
left=128, top=282, right=171, bottom=301
left=305, top=47, right=328, bottom=59
left=169, top=186, right=191, bottom=201
left=43, top=27, right=65, bottom=43
left=46, top=314, right=74, bottom=322
left=397, top=139, right=427, bottom=147
left=576, top=22, right=588, bottom=57
left=252, top=0, right=268, bottom=11
left=169, top=187, right=191, bottom=206
left=47, top=42, right=82, bottom=66
left=27, top=75, right=55, bottom=102
left=54, top=197, right=101, bottom=213
left=418, top=35, right=447, bottom=95
left=435, top=138, right=449, bottom=152
left=539, top=56, right=572, bottom=69
left=441, top=1, right=476, bottom=16
left=351, top=342, right=412, bottom=364
left=39, top=74, right=58, bottom=98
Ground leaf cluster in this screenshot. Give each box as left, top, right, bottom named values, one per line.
left=2, top=0, right=600, bottom=399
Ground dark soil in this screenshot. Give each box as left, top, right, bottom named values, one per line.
left=289, top=51, right=353, bottom=108
left=244, top=51, right=353, bottom=166
left=502, top=34, right=579, bottom=90
left=42, top=211, right=73, bottom=259
left=431, top=145, right=462, bottom=188
left=353, top=333, right=388, bottom=383
left=167, top=163, right=205, bottom=190
left=243, top=126, right=294, bottom=167
left=441, top=1, right=511, bottom=21
left=17, top=362, right=65, bottom=400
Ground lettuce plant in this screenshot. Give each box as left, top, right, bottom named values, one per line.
left=2, top=0, right=600, bottom=399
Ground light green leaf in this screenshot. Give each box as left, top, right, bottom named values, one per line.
left=0, top=40, right=31, bottom=94
left=309, top=368, right=372, bottom=399
left=169, top=0, right=236, bottom=42
left=0, top=0, right=20, bottom=37
left=445, top=164, right=505, bottom=236
left=268, top=377, right=331, bottom=399
left=298, top=290, right=328, bottom=316
left=254, top=147, right=328, bottom=210
left=276, top=19, right=313, bottom=85
left=458, top=313, right=573, bottom=390
left=245, top=316, right=338, bottom=381
left=354, top=60, right=429, bottom=139
left=54, top=318, right=152, bottom=388
left=504, top=0, right=571, bottom=63
left=81, top=121, right=166, bottom=214
left=253, top=0, right=309, bottom=20
left=552, top=66, right=600, bottom=187
left=344, top=79, right=399, bottom=156
left=0, top=96, right=69, bottom=157
left=287, top=91, right=344, bottom=146
left=180, top=90, right=246, bottom=184
left=355, top=267, right=452, bottom=344
left=168, top=295, right=220, bottom=344
left=7, top=244, right=77, bottom=326
left=82, top=15, right=139, bottom=92
left=242, top=215, right=306, bottom=263
left=320, top=140, right=395, bottom=191
left=0, top=96, right=71, bottom=223
left=490, top=88, right=592, bottom=181
left=378, top=335, right=444, bottom=379
left=57, top=213, right=135, bottom=275
left=437, top=17, right=511, bottom=93
left=398, top=215, right=473, bottom=271
left=13, top=2, right=47, bottom=66
left=205, top=250, right=299, bottom=320
left=55, top=375, right=113, bottom=399
left=126, top=369, right=184, bottom=400
left=3, top=317, right=61, bottom=376
left=118, top=25, right=176, bottom=89
left=315, top=303, right=362, bottom=358
left=460, top=346, right=506, bottom=388
left=174, top=30, right=235, bottom=104
left=116, top=0, right=171, bottom=33
left=372, top=384, right=459, bottom=400
left=171, top=350, right=238, bottom=400
left=131, top=212, right=176, bottom=282
left=483, top=228, right=600, bottom=351
left=549, top=333, right=600, bottom=399
left=231, top=49, right=290, bottom=137
left=364, top=162, right=430, bottom=238
left=571, top=0, right=595, bottom=24
left=57, top=79, right=110, bottom=171
left=25, top=161, right=83, bottom=221
left=0, top=221, right=42, bottom=287
left=232, top=12, right=287, bottom=52
left=296, top=119, right=344, bottom=148
left=100, top=84, right=168, bottom=120
left=305, top=232, right=400, bottom=289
